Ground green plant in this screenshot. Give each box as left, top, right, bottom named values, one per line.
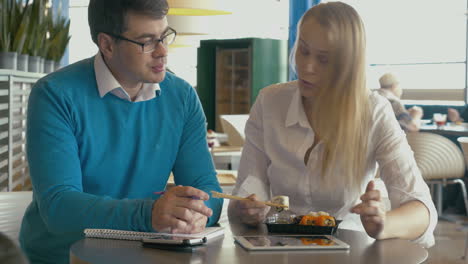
left=0, top=0, right=12, bottom=52
left=40, top=9, right=53, bottom=59
left=22, top=0, right=47, bottom=57
left=0, top=0, right=69, bottom=60
left=0, top=0, right=31, bottom=53
left=11, top=0, right=31, bottom=53
left=46, top=12, right=70, bottom=62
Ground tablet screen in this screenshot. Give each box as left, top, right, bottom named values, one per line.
left=235, top=235, right=350, bottom=250
left=245, top=235, right=335, bottom=247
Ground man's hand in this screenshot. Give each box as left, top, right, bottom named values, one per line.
left=234, top=194, right=270, bottom=226
left=151, top=186, right=213, bottom=234
left=448, top=108, right=463, bottom=123
left=351, top=181, right=387, bottom=239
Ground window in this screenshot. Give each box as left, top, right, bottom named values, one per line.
left=330, top=0, right=467, bottom=101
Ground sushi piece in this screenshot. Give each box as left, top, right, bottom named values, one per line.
left=316, top=215, right=336, bottom=227
left=271, top=195, right=289, bottom=212
left=298, top=215, right=318, bottom=226
left=307, top=211, right=319, bottom=217
left=317, top=211, right=330, bottom=216
left=297, top=213, right=336, bottom=226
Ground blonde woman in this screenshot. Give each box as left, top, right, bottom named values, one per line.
left=228, top=2, right=436, bottom=247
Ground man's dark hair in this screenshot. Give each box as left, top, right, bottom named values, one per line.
left=88, top=0, right=169, bottom=45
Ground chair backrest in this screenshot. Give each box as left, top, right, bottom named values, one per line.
left=0, top=191, right=32, bottom=243
left=406, top=132, right=465, bottom=180
left=457, top=137, right=468, bottom=165
left=219, top=115, right=248, bottom=147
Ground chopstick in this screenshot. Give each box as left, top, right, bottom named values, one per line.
left=211, top=191, right=289, bottom=208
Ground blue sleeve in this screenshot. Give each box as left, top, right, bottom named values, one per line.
left=171, top=84, right=223, bottom=226
left=26, top=80, right=154, bottom=234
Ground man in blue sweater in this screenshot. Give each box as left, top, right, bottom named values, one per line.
left=20, top=0, right=223, bottom=263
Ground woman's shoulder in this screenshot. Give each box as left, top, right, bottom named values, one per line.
left=368, top=90, right=406, bottom=138
left=367, top=91, right=402, bottom=129
left=258, top=80, right=298, bottom=100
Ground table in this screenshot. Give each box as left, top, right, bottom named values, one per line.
left=70, top=222, right=428, bottom=264
left=212, top=150, right=242, bottom=170
left=420, top=122, right=468, bottom=136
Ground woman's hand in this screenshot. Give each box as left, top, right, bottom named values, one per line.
left=229, top=194, right=270, bottom=226
left=351, top=181, right=387, bottom=239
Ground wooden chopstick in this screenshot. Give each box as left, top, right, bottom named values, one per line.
left=211, top=191, right=289, bottom=208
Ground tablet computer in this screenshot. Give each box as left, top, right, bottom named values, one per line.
left=234, top=235, right=350, bottom=251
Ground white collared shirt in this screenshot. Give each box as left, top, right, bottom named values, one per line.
left=232, top=81, right=437, bottom=247
left=94, top=53, right=160, bottom=102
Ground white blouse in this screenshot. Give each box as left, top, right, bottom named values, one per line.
left=232, top=81, right=437, bottom=248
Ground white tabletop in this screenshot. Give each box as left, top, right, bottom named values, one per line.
left=420, top=122, right=468, bottom=136
left=70, top=222, right=428, bottom=264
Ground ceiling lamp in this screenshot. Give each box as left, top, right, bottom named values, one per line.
left=167, top=0, right=232, bottom=16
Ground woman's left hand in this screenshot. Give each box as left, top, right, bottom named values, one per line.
left=351, top=180, right=386, bottom=239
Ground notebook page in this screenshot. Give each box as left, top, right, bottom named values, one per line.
left=84, top=226, right=224, bottom=241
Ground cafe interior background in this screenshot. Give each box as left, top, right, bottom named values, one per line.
left=1, top=0, right=468, bottom=262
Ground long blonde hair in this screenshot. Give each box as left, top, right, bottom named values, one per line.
left=291, top=2, right=371, bottom=193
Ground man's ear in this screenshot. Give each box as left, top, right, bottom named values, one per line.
left=97, top=33, right=115, bottom=60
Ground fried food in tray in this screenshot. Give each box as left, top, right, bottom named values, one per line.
left=265, top=211, right=341, bottom=235
left=296, top=211, right=336, bottom=227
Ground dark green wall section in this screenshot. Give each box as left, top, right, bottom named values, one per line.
left=251, top=39, right=288, bottom=103
left=197, top=38, right=287, bottom=130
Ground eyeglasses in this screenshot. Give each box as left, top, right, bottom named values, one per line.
left=104, top=27, right=177, bottom=53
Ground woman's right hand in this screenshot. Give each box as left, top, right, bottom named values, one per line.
left=231, top=194, right=270, bottom=226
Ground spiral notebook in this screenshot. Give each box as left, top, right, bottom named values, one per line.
left=84, top=226, right=224, bottom=241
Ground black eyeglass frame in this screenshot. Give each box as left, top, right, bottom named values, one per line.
left=104, top=27, right=177, bottom=53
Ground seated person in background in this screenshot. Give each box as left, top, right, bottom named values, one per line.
left=20, top=0, right=222, bottom=263
left=448, top=108, right=464, bottom=124
left=228, top=1, right=436, bottom=248
left=377, top=73, right=423, bottom=132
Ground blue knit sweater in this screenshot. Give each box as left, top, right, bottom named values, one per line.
left=20, top=57, right=223, bottom=263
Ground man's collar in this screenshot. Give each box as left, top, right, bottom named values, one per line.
left=93, top=52, right=161, bottom=100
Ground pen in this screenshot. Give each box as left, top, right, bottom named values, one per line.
left=153, top=191, right=202, bottom=200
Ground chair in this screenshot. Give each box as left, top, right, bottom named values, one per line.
left=0, top=191, right=32, bottom=243
left=457, top=137, right=468, bottom=168
left=406, top=132, right=468, bottom=216
left=219, top=115, right=248, bottom=147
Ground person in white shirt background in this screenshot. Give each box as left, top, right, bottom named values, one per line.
left=228, top=1, right=437, bottom=247
left=377, top=73, right=423, bottom=132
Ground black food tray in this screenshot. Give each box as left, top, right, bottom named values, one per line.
left=265, top=220, right=342, bottom=235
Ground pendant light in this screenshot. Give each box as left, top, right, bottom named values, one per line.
left=167, top=0, right=232, bottom=16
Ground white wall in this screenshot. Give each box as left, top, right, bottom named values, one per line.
left=68, top=0, right=289, bottom=86
left=68, top=0, right=98, bottom=64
